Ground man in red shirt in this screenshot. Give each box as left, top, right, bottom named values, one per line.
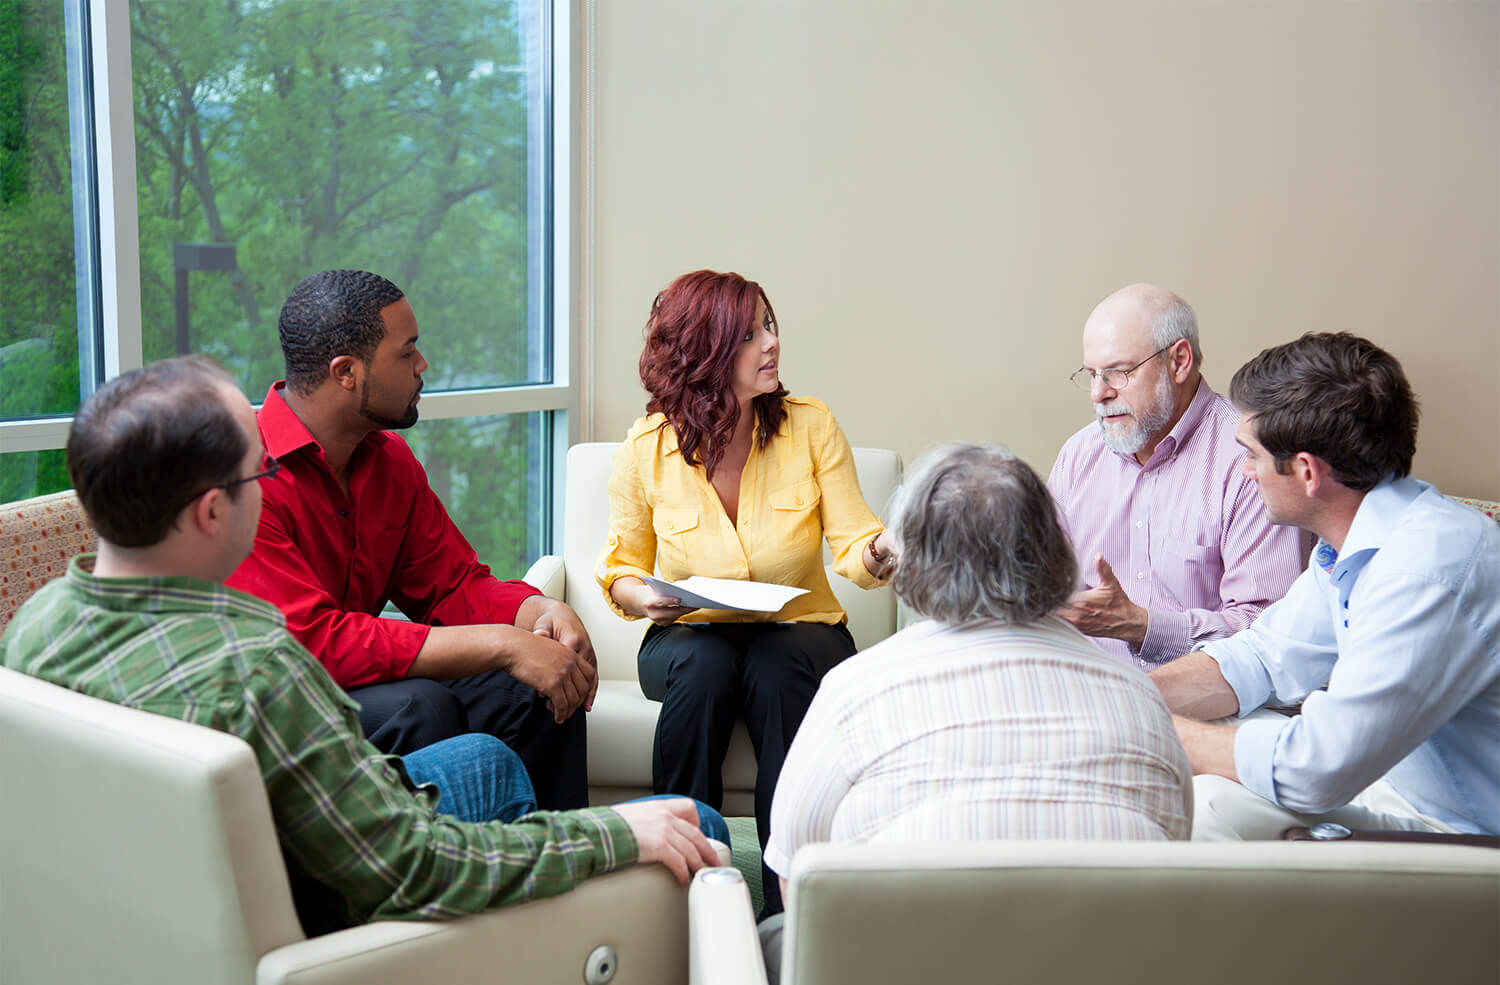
left=228, top=269, right=597, bottom=808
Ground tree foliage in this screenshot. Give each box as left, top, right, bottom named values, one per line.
left=1, top=0, right=547, bottom=571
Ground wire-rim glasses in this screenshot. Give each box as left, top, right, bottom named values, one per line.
left=171, top=453, right=281, bottom=515
left=1069, top=345, right=1172, bottom=391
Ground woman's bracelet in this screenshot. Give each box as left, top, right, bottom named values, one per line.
left=867, top=535, right=889, bottom=565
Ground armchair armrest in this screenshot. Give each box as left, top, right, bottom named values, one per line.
left=1283, top=826, right=1499, bottom=849
left=524, top=554, right=566, bottom=599
left=689, top=867, right=767, bottom=985
left=258, top=862, right=701, bottom=985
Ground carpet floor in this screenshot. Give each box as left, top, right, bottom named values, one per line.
left=725, top=815, right=763, bottom=915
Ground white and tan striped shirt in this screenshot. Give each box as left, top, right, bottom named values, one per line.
left=764, top=617, right=1193, bottom=876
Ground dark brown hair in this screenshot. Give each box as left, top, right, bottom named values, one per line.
left=1229, top=332, right=1418, bottom=492
left=67, top=355, right=246, bottom=547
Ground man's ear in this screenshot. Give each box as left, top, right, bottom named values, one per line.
left=329, top=354, right=359, bottom=393
left=1294, top=452, right=1332, bottom=498
left=186, top=488, right=225, bottom=537
left=1167, top=338, right=1194, bottom=384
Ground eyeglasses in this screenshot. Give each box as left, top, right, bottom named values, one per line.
left=171, top=454, right=280, bottom=514
left=1069, top=345, right=1172, bottom=391
left=223, top=453, right=280, bottom=491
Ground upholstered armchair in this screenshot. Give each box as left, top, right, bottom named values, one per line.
left=688, top=841, right=1500, bottom=985
left=523, top=443, right=902, bottom=814
left=0, top=665, right=726, bottom=985
left=1, top=489, right=96, bottom=634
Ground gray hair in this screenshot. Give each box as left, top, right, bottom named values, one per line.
left=1148, top=292, right=1202, bottom=369
left=888, top=442, right=1077, bottom=626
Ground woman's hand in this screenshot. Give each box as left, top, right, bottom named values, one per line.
left=863, top=530, right=897, bottom=580
left=610, top=576, right=702, bottom=626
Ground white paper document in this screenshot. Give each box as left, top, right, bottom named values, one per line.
left=643, top=575, right=809, bottom=613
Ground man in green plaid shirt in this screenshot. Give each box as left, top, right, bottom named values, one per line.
left=1, top=356, right=718, bottom=931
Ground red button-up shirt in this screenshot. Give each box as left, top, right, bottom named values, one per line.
left=226, top=383, right=541, bottom=688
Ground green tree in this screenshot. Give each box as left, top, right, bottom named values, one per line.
left=129, top=0, right=546, bottom=566
left=0, top=0, right=81, bottom=426
left=1, top=1, right=548, bottom=569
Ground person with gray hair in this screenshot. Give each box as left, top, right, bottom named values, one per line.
left=756, top=442, right=1192, bottom=980
left=1047, top=283, right=1307, bottom=670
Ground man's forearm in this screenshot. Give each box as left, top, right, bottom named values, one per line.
left=406, top=624, right=527, bottom=680
left=1150, top=650, right=1240, bottom=720
left=514, top=593, right=549, bottom=631
left=409, top=617, right=596, bottom=721
left=1172, top=715, right=1240, bottom=780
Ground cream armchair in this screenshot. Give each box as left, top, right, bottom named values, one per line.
left=524, top=443, right=901, bottom=814
left=0, top=665, right=725, bottom=985
left=688, top=841, right=1500, bottom=985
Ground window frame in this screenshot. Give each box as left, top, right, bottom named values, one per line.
left=0, top=0, right=579, bottom=556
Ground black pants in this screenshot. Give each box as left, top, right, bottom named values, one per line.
left=639, top=621, right=856, bottom=916
left=350, top=670, right=588, bottom=810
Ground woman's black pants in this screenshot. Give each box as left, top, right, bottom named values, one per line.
left=638, top=621, right=856, bottom=916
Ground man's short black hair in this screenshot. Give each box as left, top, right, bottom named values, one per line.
left=1229, top=332, right=1418, bottom=492
left=278, top=270, right=405, bottom=395
left=67, top=355, right=247, bottom=548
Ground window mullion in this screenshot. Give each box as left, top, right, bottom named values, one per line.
left=89, top=0, right=142, bottom=380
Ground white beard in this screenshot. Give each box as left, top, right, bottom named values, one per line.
left=1095, top=369, right=1174, bottom=456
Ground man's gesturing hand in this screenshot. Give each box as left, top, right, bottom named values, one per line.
left=1057, top=554, right=1149, bottom=646
left=612, top=797, right=720, bottom=886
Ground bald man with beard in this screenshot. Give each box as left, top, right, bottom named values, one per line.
left=1046, top=283, right=1308, bottom=670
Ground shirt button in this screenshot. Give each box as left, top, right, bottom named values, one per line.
left=1135, top=520, right=1143, bottom=528
left=1137, top=571, right=1145, bottom=580
left=339, top=509, right=349, bottom=517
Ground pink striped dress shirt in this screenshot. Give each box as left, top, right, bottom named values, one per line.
left=764, top=618, right=1193, bottom=878
left=1047, top=380, right=1308, bottom=669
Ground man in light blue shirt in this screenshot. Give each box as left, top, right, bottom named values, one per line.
left=1151, top=332, right=1499, bottom=839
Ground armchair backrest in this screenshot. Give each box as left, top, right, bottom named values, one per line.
left=0, top=666, right=304, bottom=985
left=1, top=490, right=98, bottom=634
left=561, top=443, right=901, bottom=682
left=780, top=840, right=1500, bottom=985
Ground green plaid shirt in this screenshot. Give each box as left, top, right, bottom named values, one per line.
left=1, top=555, right=637, bottom=923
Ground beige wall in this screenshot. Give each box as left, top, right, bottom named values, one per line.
left=578, top=1, right=1500, bottom=499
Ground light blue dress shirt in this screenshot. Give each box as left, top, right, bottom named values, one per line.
left=1201, top=477, right=1500, bottom=835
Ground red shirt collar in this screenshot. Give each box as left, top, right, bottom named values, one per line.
left=257, top=382, right=323, bottom=460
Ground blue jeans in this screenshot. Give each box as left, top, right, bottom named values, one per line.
left=402, top=733, right=538, bottom=822
left=402, top=734, right=730, bottom=845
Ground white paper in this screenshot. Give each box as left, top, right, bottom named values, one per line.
left=643, top=575, right=809, bottom=613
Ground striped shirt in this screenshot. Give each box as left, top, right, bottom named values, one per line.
left=764, top=618, right=1193, bottom=876
left=1, top=556, right=636, bottom=924
left=1047, top=380, right=1309, bottom=669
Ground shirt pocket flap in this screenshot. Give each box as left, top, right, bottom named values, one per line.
left=653, top=507, right=701, bottom=537
left=769, top=481, right=822, bottom=512
left=1158, top=539, right=1217, bottom=570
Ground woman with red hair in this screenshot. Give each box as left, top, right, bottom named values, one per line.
left=596, top=269, right=893, bottom=916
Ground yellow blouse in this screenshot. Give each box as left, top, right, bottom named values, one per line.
left=596, top=396, right=885, bottom=624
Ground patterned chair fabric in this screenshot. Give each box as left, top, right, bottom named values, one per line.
left=1, top=490, right=97, bottom=633
left=1450, top=496, right=1499, bottom=523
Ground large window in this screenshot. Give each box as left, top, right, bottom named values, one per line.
left=0, top=0, right=97, bottom=500
left=0, top=0, right=573, bottom=568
